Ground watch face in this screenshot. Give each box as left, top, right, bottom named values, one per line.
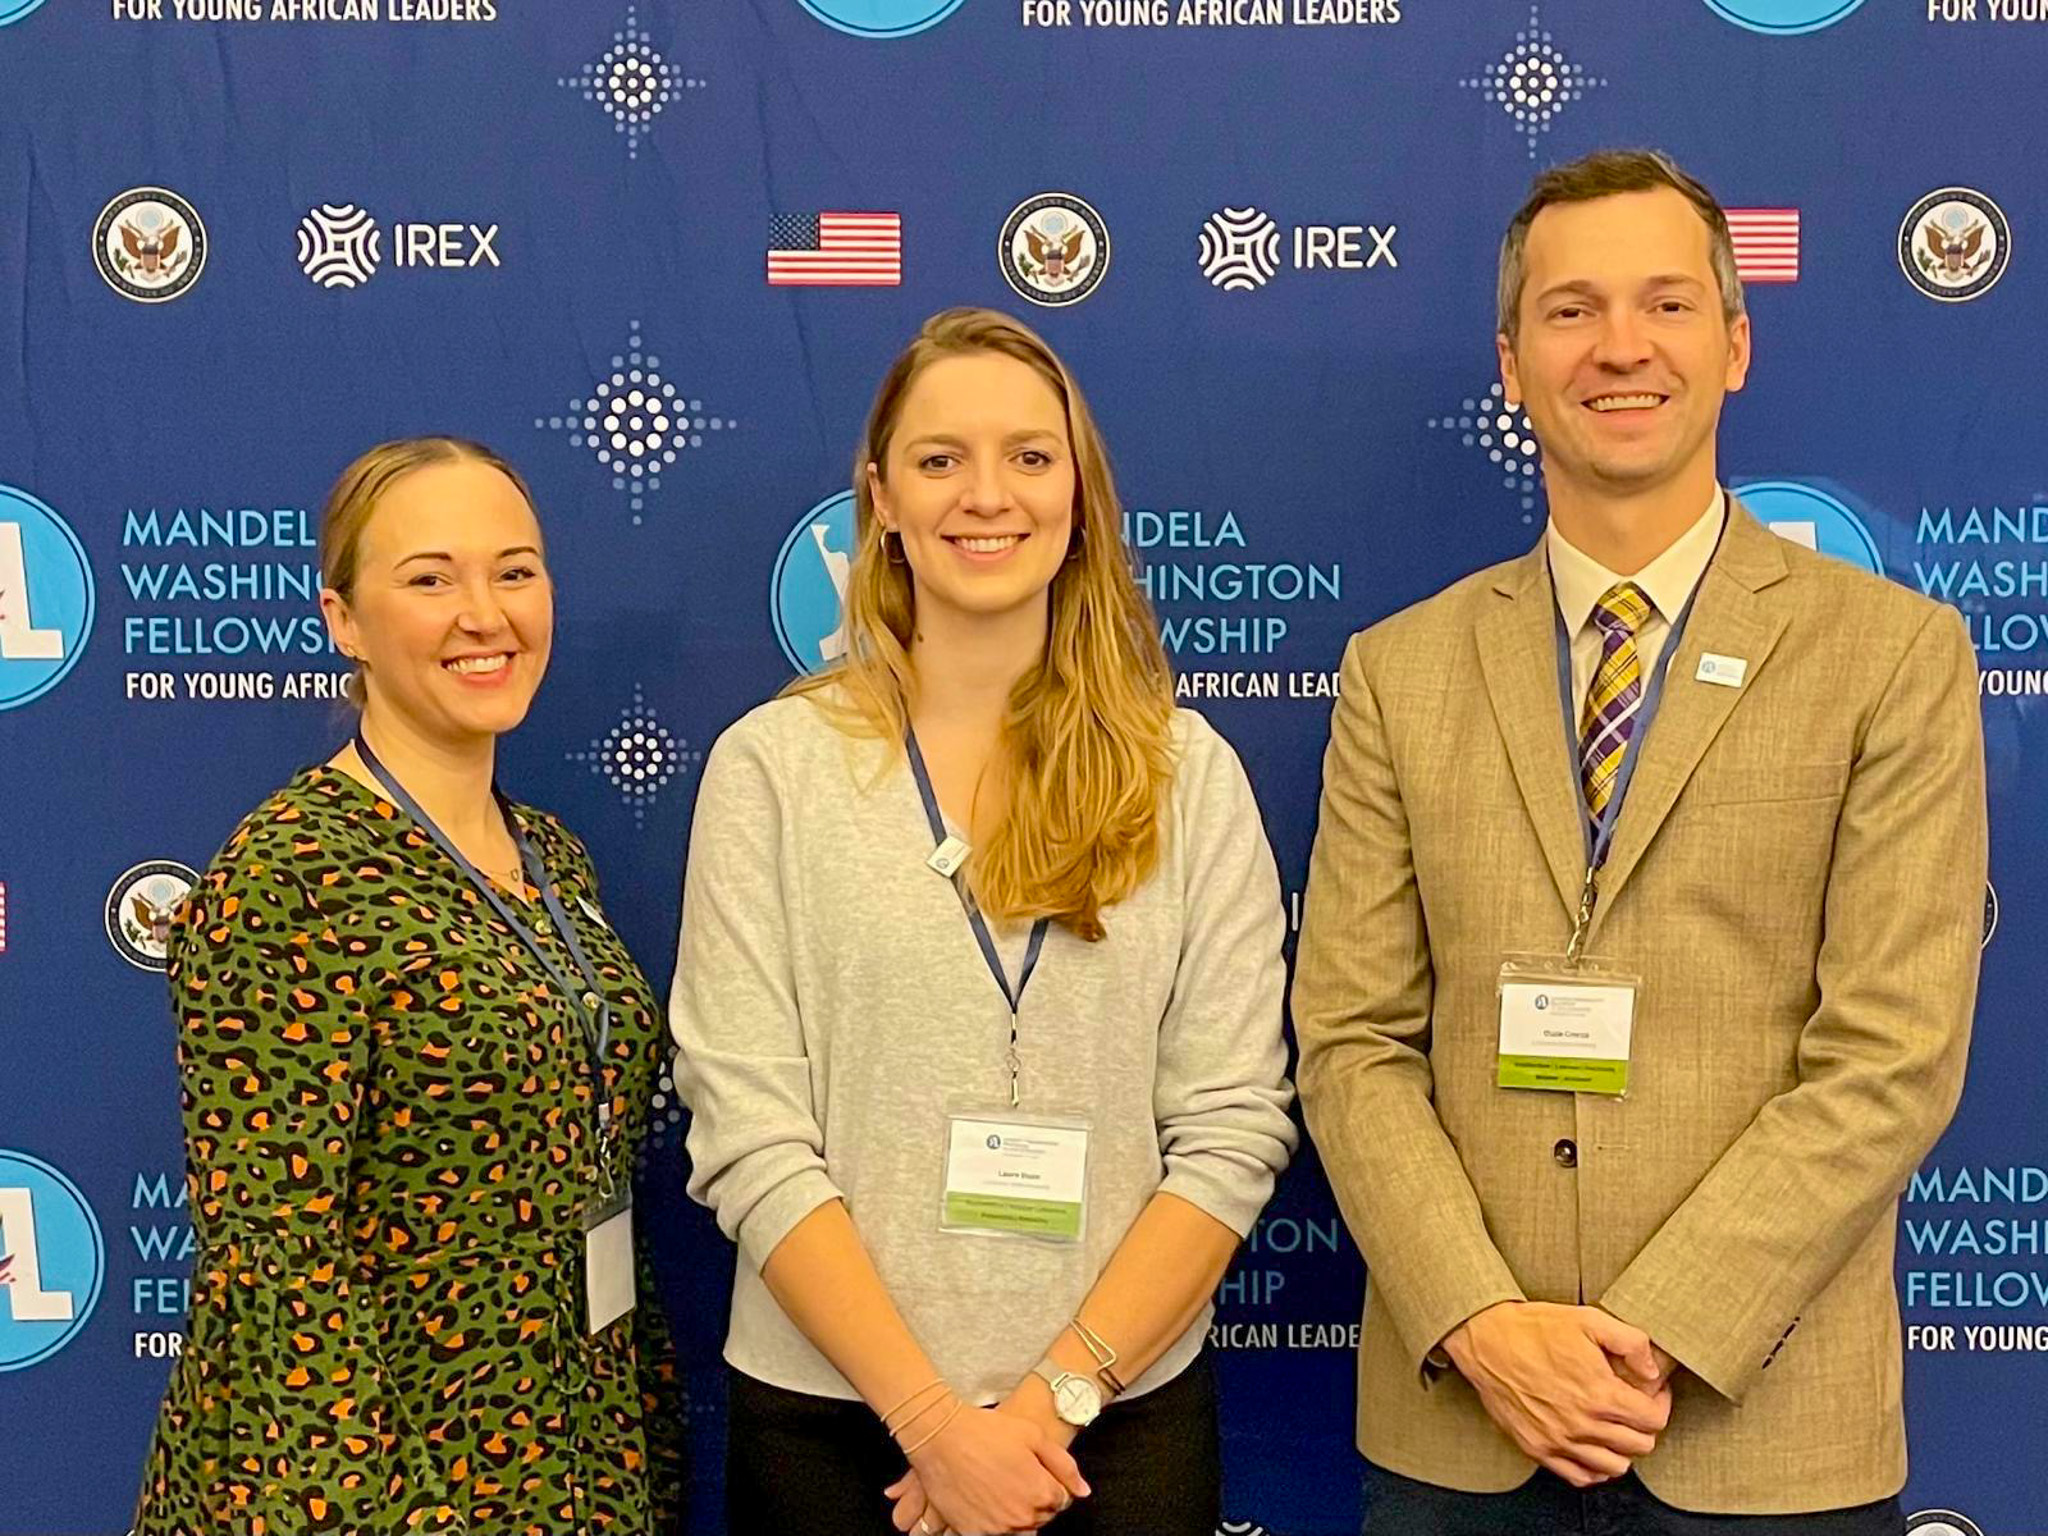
left=1054, top=1375, right=1101, bottom=1424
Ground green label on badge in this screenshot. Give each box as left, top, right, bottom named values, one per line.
left=1497, top=1055, right=1629, bottom=1095
left=943, top=1192, right=1083, bottom=1239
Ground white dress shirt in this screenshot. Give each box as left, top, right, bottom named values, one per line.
left=1547, top=489, right=1727, bottom=723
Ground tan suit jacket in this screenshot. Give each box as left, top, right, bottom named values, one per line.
left=1293, top=500, right=1986, bottom=1513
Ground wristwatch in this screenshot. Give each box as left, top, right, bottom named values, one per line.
left=1032, top=1357, right=1103, bottom=1428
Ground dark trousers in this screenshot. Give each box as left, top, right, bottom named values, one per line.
left=727, top=1357, right=1221, bottom=1536
left=1361, top=1459, right=1903, bottom=1536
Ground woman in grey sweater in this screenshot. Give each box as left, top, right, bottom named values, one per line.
left=670, top=307, right=1296, bottom=1536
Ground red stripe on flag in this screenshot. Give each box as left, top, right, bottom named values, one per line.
left=1726, top=209, right=1800, bottom=283
left=768, top=211, right=902, bottom=287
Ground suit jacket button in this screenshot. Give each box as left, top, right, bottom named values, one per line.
left=1553, top=1138, right=1578, bottom=1169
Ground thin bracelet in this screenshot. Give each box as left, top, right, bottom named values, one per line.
left=879, top=1377, right=944, bottom=1426
left=882, top=1379, right=949, bottom=1432
left=890, top=1391, right=954, bottom=1442
left=901, top=1401, right=964, bottom=1458
left=1069, top=1316, right=1123, bottom=1389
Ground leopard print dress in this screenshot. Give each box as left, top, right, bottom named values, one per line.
left=133, top=766, right=686, bottom=1536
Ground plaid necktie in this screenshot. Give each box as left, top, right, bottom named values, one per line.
left=1578, top=581, right=1654, bottom=826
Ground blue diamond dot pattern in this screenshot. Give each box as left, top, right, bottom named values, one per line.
left=559, top=4, right=706, bottom=161
left=534, top=320, right=739, bottom=520
left=1461, top=4, right=1607, bottom=158
left=566, top=684, right=704, bottom=830
left=1430, top=382, right=1541, bottom=522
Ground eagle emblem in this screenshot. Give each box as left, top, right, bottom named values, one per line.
left=1900, top=188, right=2009, bottom=304
left=1922, top=214, right=1989, bottom=282
left=105, top=860, right=198, bottom=970
left=1001, top=193, right=1111, bottom=308
left=125, top=889, right=178, bottom=952
left=119, top=215, right=183, bottom=278
left=1024, top=220, right=1088, bottom=284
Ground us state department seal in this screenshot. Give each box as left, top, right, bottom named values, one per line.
left=94, top=187, right=207, bottom=304
left=1000, top=193, right=1110, bottom=308
left=1899, top=187, right=2009, bottom=304
left=105, top=860, right=197, bottom=971
left=1907, top=1512, right=1985, bottom=1536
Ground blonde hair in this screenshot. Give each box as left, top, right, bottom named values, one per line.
left=317, top=435, right=538, bottom=704
left=787, top=308, right=1176, bottom=942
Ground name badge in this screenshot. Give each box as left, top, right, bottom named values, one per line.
left=940, top=1113, right=1089, bottom=1242
left=582, top=1189, right=636, bottom=1334
left=1497, top=956, right=1638, bottom=1096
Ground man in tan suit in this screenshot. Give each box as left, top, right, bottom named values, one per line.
left=1293, top=149, right=1985, bottom=1533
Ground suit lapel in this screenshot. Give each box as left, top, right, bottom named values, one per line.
left=1476, top=548, right=1584, bottom=919
left=1587, top=501, right=1792, bottom=939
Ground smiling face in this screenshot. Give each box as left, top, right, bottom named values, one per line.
left=1499, top=187, right=1750, bottom=505
left=866, top=349, right=1076, bottom=637
left=319, top=457, right=553, bottom=747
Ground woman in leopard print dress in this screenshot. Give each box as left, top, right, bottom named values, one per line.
left=133, top=438, right=684, bottom=1536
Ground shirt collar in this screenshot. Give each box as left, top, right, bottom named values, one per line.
left=1547, top=488, right=1726, bottom=636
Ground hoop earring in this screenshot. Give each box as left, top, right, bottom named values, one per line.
left=1065, top=521, right=1085, bottom=563
left=882, top=527, right=908, bottom=565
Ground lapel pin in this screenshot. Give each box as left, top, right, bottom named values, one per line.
left=1696, top=653, right=1748, bottom=688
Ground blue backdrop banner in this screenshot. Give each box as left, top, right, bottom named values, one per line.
left=0, top=3, right=2040, bottom=1534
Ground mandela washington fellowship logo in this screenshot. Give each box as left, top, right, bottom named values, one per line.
left=106, top=860, right=197, bottom=971
left=94, top=187, right=207, bottom=304
left=796, top=0, right=966, bottom=37
left=1217, top=1522, right=1273, bottom=1536
left=1462, top=5, right=1608, bottom=159
left=0, top=0, right=51, bottom=25
left=1001, top=193, right=1110, bottom=308
left=0, top=1150, right=106, bottom=1372
left=773, top=490, right=857, bottom=675
left=1702, top=0, right=1865, bottom=33
left=1906, top=1513, right=1984, bottom=1536
left=1900, top=188, right=2010, bottom=304
left=0, top=484, right=94, bottom=712
left=297, top=203, right=382, bottom=288
left=1201, top=209, right=1283, bottom=292
left=1734, top=480, right=1884, bottom=579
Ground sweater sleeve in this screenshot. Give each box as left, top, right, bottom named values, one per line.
left=668, top=717, right=845, bottom=1271
left=1150, top=714, right=1299, bottom=1237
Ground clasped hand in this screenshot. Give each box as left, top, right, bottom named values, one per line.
left=885, top=1394, right=1089, bottom=1535
left=1444, top=1301, right=1676, bottom=1488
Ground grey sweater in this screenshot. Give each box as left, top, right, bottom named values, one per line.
left=669, top=692, right=1297, bottom=1404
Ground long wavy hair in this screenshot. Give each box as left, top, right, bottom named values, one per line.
left=786, top=308, right=1175, bottom=941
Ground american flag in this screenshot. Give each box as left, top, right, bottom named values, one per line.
left=1726, top=209, right=1800, bottom=284
left=0, top=1252, right=13, bottom=1285
left=767, top=212, right=902, bottom=287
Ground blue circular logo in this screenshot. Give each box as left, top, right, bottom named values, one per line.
left=0, top=1151, right=106, bottom=1372
left=1734, top=480, right=1884, bottom=579
left=1702, top=0, right=1865, bottom=33
left=796, top=0, right=967, bottom=38
left=0, top=0, right=51, bottom=28
left=0, top=484, right=95, bottom=711
left=772, top=490, right=858, bottom=675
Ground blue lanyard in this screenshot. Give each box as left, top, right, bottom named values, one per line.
left=352, top=734, right=620, bottom=1151
left=904, top=727, right=1048, bottom=1105
left=1552, top=579, right=1703, bottom=876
